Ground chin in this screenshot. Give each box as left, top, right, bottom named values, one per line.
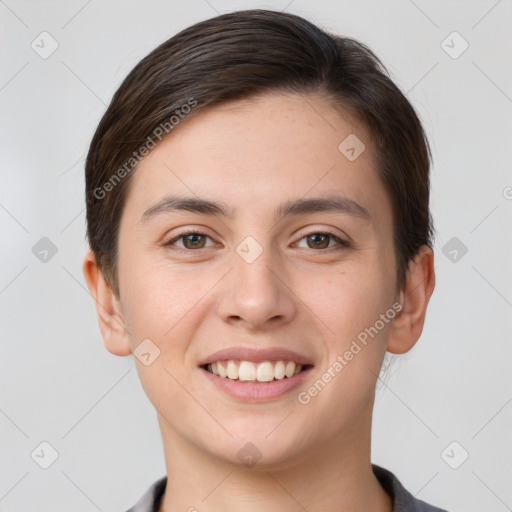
left=206, top=423, right=311, bottom=470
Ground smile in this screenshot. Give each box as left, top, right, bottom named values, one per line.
left=204, top=359, right=308, bottom=382
left=198, top=346, right=314, bottom=401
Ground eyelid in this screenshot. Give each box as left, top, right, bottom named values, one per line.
left=293, top=231, right=350, bottom=250
left=294, top=224, right=352, bottom=245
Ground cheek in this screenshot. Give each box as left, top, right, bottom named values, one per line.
left=118, top=254, right=185, bottom=340
left=303, top=256, right=395, bottom=398
left=307, top=262, right=393, bottom=339
left=119, top=262, right=207, bottom=409
left=295, top=270, right=393, bottom=425
left=119, top=256, right=221, bottom=367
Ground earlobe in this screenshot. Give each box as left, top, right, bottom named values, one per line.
left=82, top=249, right=132, bottom=357
left=386, top=246, right=436, bottom=355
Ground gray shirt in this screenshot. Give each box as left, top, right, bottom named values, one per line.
left=125, top=464, right=449, bottom=512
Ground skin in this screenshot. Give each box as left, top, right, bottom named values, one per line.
left=83, top=91, right=435, bottom=512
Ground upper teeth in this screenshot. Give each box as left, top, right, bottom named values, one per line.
left=207, top=360, right=303, bottom=382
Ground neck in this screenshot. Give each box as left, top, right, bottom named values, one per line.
left=157, top=409, right=392, bottom=512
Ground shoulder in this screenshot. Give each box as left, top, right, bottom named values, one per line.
left=372, top=464, right=449, bottom=512
left=124, top=476, right=167, bottom=512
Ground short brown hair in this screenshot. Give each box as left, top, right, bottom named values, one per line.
left=85, top=8, right=434, bottom=297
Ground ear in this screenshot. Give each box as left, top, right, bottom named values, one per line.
left=386, top=245, right=435, bottom=354
left=82, top=249, right=132, bottom=356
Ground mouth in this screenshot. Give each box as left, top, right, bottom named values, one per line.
left=198, top=347, right=314, bottom=402
left=201, top=359, right=312, bottom=383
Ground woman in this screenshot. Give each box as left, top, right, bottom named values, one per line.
left=82, top=9, right=445, bottom=512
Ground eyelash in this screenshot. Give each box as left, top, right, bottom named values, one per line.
left=162, top=229, right=350, bottom=254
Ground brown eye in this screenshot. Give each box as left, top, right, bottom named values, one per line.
left=181, top=233, right=207, bottom=249
left=296, top=232, right=349, bottom=251
left=163, top=231, right=213, bottom=251
left=306, top=233, right=330, bottom=249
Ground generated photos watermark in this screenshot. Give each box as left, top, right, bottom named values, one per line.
left=297, top=301, right=403, bottom=405
left=93, top=97, right=198, bottom=200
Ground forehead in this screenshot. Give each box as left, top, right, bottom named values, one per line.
left=124, top=92, right=391, bottom=227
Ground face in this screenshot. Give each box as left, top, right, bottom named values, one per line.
left=114, top=92, right=400, bottom=468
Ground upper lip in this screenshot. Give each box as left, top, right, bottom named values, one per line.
left=198, top=346, right=314, bottom=366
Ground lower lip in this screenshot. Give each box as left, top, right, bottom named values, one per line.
left=200, top=366, right=313, bottom=402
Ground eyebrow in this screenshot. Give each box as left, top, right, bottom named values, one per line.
left=139, top=194, right=372, bottom=224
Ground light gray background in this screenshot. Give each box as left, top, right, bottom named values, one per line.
left=1, top=1, right=511, bottom=511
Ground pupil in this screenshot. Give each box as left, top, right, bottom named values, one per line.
left=310, top=234, right=327, bottom=248
left=189, top=234, right=200, bottom=244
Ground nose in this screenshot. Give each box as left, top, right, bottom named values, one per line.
left=216, top=243, right=297, bottom=330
